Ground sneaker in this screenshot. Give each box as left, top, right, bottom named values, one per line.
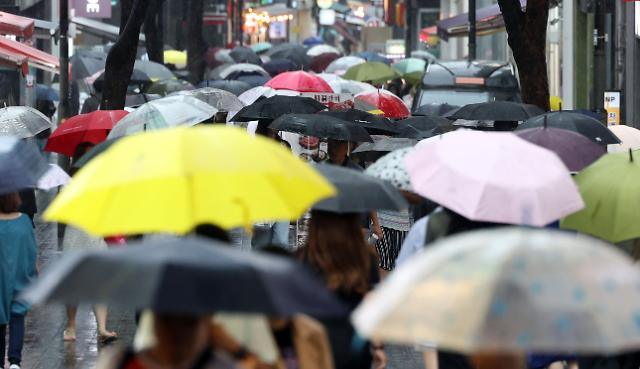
left=9, top=364, right=20, bottom=369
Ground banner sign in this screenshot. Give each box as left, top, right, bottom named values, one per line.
left=73, top=0, right=112, bottom=19
left=604, top=90, right=621, bottom=125
left=299, top=92, right=353, bottom=105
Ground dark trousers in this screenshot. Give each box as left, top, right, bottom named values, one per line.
left=0, top=313, right=25, bottom=366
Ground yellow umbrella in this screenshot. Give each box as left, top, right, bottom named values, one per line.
left=164, top=50, right=187, bottom=69
left=44, top=126, right=335, bottom=236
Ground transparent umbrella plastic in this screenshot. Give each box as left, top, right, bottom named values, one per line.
left=107, top=95, right=216, bottom=139
left=174, top=88, right=245, bottom=111
left=0, top=106, right=52, bottom=138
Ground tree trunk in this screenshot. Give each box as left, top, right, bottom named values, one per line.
left=497, top=0, right=550, bottom=111
left=186, top=0, right=206, bottom=85
left=101, top=0, right=150, bottom=110
left=144, top=0, right=165, bottom=64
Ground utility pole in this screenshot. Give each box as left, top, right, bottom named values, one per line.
left=592, top=0, right=606, bottom=110
left=468, top=0, right=476, bottom=61
left=59, top=0, right=69, bottom=124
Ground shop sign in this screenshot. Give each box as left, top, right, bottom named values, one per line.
left=73, top=0, right=112, bottom=18
left=604, top=90, right=621, bottom=125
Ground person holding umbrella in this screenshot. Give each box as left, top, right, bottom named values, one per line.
left=0, top=192, right=38, bottom=369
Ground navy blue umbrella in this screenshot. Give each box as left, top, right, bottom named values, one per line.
left=263, top=59, right=298, bottom=77
left=357, top=51, right=391, bottom=64
left=303, top=36, right=324, bottom=47
left=0, top=137, right=49, bottom=194
left=36, top=85, right=59, bottom=102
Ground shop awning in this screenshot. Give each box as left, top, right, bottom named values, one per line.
left=0, top=11, right=35, bottom=40
left=0, top=37, right=59, bottom=73
left=0, top=47, right=28, bottom=73
left=71, top=17, right=146, bottom=43
left=436, top=0, right=526, bottom=41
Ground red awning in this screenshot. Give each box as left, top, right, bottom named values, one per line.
left=0, top=37, right=59, bottom=73
left=0, top=12, right=34, bottom=40
left=0, top=46, right=28, bottom=74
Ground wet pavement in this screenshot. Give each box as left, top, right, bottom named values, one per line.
left=18, top=189, right=135, bottom=369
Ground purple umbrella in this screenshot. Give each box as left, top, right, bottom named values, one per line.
left=515, top=127, right=606, bottom=172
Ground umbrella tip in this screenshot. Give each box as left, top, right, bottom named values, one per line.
left=630, top=148, right=634, bottom=163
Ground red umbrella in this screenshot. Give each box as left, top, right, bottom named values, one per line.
left=265, top=71, right=334, bottom=93
left=354, top=90, right=411, bottom=119
left=310, top=52, right=340, bottom=73
left=45, top=110, right=128, bottom=157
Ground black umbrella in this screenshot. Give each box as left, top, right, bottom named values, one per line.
left=269, top=114, right=373, bottom=142
left=312, top=163, right=408, bottom=213
left=414, top=103, right=459, bottom=116
left=395, top=124, right=449, bottom=140
left=93, top=68, right=153, bottom=92
left=230, top=46, right=262, bottom=65
left=351, top=137, right=416, bottom=162
left=446, top=101, right=544, bottom=121
left=0, top=137, right=49, bottom=194
left=21, top=237, right=348, bottom=317
left=319, top=109, right=399, bottom=135
left=517, top=111, right=621, bottom=145
left=231, top=96, right=326, bottom=122
left=263, top=59, right=298, bottom=77
left=70, top=49, right=107, bottom=80
left=267, top=43, right=310, bottom=69
left=72, top=137, right=119, bottom=168
left=395, top=115, right=451, bottom=132
left=201, top=80, right=252, bottom=96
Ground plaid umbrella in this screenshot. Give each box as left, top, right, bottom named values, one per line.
left=0, top=136, right=49, bottom=194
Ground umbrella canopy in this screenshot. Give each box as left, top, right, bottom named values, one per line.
left=0, top=136, right=48, bottom=194
left=354, top=90, right=411, bottom=119
left=145, top=79, right=195, bottom=96
left=209, top=63, right=269, bottom=80
left=174, top=87, right=244, bottom=111
left=357, top=51, right=391, bottom=64
left=70, top=49, right=107, bottom=80
left=395, top=115, right=451, bottom=132
left=364, top=147, right=413, bottom=191
left=107, top=95, right=216, bottom=139
left=517, top=112, right=621, bottom=145
left=319, top=109, right=399, bottom=135
left=265, top=71, right=333, bottom=93
left=561, top=150, right=640, bottom=242
left=0, top=106, right=52, bottom=138
left=44, top=126, right=335, bottom=236
left=231, top=95, right=325, bottom=122
left=607, top=125, right=640, bottom=153
left=267, top=43, right=310, bottom=69
left=392, top=58, right=427, bottom=85
left=303, top=36, right=324, bottom=46
left=515, top=127, right=606, bottom=172
left=352, top=227, right=640, bottom=354
left=251, top=42, right=272, bottom=54
left=310, top=53, right=340, bottom=73
left=23, top=237, right=346, bottom=317
left=45, top=110, right=128, bottom=157
left=343, top=62, right=399, bottom=84
left=406, top=130, right=584, bottom=226
left=125, top=93, right=162, bottom=108
left=163, top=50, right=187, bottom=69
left=414, top=103, right=459, bottom=116
left=229, top=46, right=262, bottom=65
left=71, top=137, right=119, bottom=169
left=37, top=164, right=70, bottom=190
left=447, top=101, right=544, bottom=121
left=236, top=86, right=299, bottom=106
left=199, top=80, right=252, bottom=96
left=326, top=56, right=366, bottom=75
left=270, top=114, right=373, bottom=142
left=36, top=85, right=59, bottom=102
left=307, top=44, right=340, bottom=57
left=263, top=59, right=298, bottom=77
left=313, top=164, right=408, bottom=213
left=336, top=80, right=376, bottom=95
left=93, top=60, right=175, bottom=91
left=235, top=74, right=269, bottom=88
left=396, top=124, right=449, bottom=140
left=351, top=137, right=415, bottom=162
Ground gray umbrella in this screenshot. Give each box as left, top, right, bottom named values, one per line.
left=313, top=164, right=408, bottom=213
left=0, top=106, right=53, bottom=139
left=0, top=136, right=49, bottom=194
left=21, top=237, right=347, bottom=317
left=270, top=114, right=373, bottom=142
left=351, top=137, right=416, bottom=162
left=204, top=80, right=252, bottom=96
left=174, top=87, right=245, bottom=111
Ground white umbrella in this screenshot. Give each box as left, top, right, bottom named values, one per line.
left=607, top=125, right=640, bottom=153
left=37, top=164, right=70, bottom=190
left=353, top=227, right=640, bottom=354
left=307, top=45, right=341, bottom=57
left=237, top=86, right=299, bottom=106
